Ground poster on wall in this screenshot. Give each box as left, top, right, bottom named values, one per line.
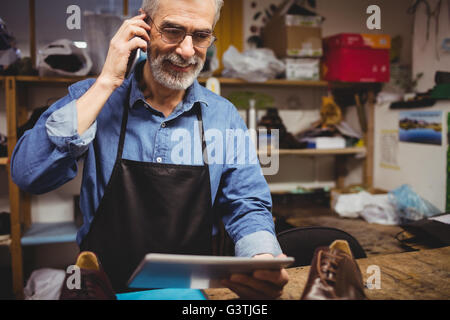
left=380, top=129, right=400, bottom=170
left=447, top=113, right=450, bottom=212
left=398, top=111, right=442, bottom=146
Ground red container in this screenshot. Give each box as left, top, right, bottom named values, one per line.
left=322, top=33, right=391, bottom=83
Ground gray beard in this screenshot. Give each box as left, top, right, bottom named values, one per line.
left=149, top=51, right=205, bottom=90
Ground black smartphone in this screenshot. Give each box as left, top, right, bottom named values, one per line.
left=125, top=48, right=138, bottom=78
left=125, top=15, right=151, bottom=78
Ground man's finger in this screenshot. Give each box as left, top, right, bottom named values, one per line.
left=128, top=19, right=152, bottom=32
left=229, top=274, right=283, bottom=299
left=222, top=280, right=270, bottom=300
left=126, top=25, right=151, bottom=42
left=253, top=269, right=289, bottom=287
left=127, top=37, right=148, bottom=52
left=131, top=13, right=147, bottom=21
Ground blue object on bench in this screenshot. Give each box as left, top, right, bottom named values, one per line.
left=21, top=222, right=78, bottom=246
left=116, top=288, right=207, bottom=300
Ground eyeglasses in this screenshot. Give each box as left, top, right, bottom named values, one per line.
left=147, top=17, right=216, bottom=48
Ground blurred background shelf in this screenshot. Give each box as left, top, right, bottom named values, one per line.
left=11, top=75, right=329, bottom=88
left=257, top=147, right=366, bottom=156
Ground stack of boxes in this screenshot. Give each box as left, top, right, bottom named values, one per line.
left=262, top=1, right=391, bottom=83
left=322, top=33, right=391, bottom=83
left=262, top=1, right=323, bottom=81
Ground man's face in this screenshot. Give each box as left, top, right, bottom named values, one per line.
left=146, top=0, right=216, bottom=90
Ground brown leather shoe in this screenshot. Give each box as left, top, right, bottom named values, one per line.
left=60, top=251, right=117, bottom=300
left=300, top=240, right=367, bottom=300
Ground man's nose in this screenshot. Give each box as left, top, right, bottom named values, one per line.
left=176, top=35, right=196, bottom=60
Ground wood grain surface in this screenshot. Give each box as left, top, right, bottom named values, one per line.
left=204, top=246, right=450, bottom=300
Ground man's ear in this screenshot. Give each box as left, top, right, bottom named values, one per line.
left=139, top=8, right=145, bottom=15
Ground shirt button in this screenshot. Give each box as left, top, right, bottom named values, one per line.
left=161, top=122, right=166, bottom=128
left=156, top=157, right=162, bottom=163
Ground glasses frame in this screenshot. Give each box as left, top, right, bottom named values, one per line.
left=146, top=17, right=217, bottom=49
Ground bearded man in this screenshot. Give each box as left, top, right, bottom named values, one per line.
left=11, top=0, right=289, bottom=299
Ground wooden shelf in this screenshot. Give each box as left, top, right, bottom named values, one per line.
left=257, top=147, right=366, bottom=156
left=6, top=75, right=329, bottom=88
left=0, top=238, right=12, bottom=247
left=198, top=77, right=329, bottom=87
left=0, top=158, right=7, bottom=166
left=4, top=75, right=383, bottom=90
left=14, top=75, right=91, bottom=84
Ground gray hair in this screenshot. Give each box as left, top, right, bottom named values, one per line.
left=141, top=0, right=224, bottom=27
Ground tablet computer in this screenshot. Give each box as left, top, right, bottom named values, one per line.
left=127, top=253, right=295, bottom=289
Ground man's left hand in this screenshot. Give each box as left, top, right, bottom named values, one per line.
left=222, top=254, right=290, bottom=300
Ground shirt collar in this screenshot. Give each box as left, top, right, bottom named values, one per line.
left=128, top=61, right=209, bottom=111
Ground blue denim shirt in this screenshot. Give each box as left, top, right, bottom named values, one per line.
left=11, top=66, right=282, bottom=258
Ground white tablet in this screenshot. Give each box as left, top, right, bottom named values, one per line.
left=127, top=253, right=295, bottom=289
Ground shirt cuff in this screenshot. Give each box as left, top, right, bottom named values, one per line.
left=234, top=230, right=283, bottom=257
left=45, top=100, right=97, bottom=158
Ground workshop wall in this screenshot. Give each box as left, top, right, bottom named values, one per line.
left=412, top=0, right=450, bottom=92
left=374, top=101, right=449, bottom=212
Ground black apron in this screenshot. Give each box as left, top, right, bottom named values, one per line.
left=80, top=94, right=213, bottom=291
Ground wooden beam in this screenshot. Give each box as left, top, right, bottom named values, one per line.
left=29, top=0, right=36, bottom=68
left=123, top=0, right=129, bottom=16
left=335, top=155, right=347, bottom=189
left=5, top=77, right=24, bottom=299
left=17, top=97, right=32, bottom=229
left=364, top=90, right=375, bottom=189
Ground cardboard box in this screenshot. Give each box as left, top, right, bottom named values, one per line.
left=262, top=2, right=323, bottom=58
left=285, top=58, right=320, bottom=80
left=322, top=33, right=391, bottom=82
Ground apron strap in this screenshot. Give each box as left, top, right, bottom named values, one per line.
left=116, top=90, right=131, bottom=164
left=195, top=102, right=210, bottom=165
left=116, top=84, right=209, bottom=165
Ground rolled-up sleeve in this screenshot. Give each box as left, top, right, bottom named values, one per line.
left=235, top=230, right=282, bottom=257
left=11, top=78, right=96, bottom=194
left=46, top=99, right=97, bottom=159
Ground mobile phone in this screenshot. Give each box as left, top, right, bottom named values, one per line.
left=125, top=48, right=138, bottom=78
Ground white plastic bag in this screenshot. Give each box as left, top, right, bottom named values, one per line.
left=37, top=39, right=92, bottom=77
left=334, top=191, right=372, bottom=218
left=359, top=194, right=400, bottom=225
left=24, top=268, right=66, bottom=300
left=334, top=191, right=400, bottom=225
left=222, top=45, right=285, bottom=82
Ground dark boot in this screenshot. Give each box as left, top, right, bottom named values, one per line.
left=60, top=251, right=117, bottom=300
left=300, top=240, right=367, bottom=300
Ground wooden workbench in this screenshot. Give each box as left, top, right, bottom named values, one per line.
left=204, top=246, right=450, bottom=300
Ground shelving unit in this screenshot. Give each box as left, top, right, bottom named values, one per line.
left=1, top=0, right=377, bottom=299
left=257, top=147, right=366, bottom=156
left=2, top=73, right=376, bottom=298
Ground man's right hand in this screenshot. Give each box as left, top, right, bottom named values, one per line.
left=98, top=13, right=151, bottom=90
left=76, top=13, right=151, bottom=135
